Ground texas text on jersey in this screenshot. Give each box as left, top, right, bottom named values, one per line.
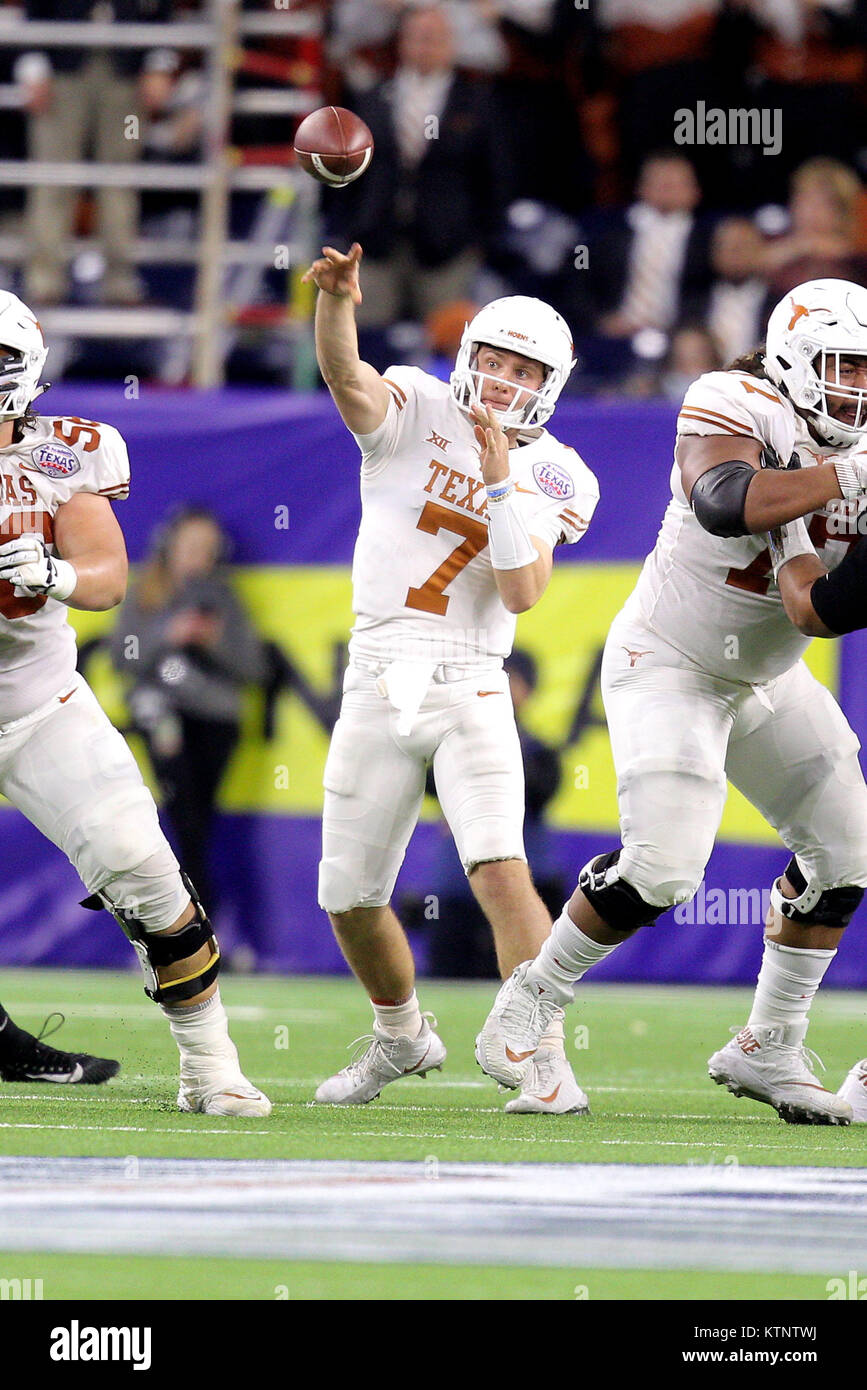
left=0, top=413, right=129, bottom=721
left=349, top=364, right=600, bottom=666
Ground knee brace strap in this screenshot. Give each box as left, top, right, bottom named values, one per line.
left=578, top=851, right=668, bottom=934
left=80, top=872, right=221, bottom=1003
left=771, top=855, right=865, bottom=929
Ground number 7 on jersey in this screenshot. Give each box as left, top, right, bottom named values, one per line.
left=405, top=501, right=489, bottom=615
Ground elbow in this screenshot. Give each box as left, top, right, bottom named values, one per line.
left=788, top=589, right=822, bottom=637
left=503, top=591, right=535, bottom=615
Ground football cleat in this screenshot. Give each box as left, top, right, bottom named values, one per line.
left=475, top=962, right=564, bottom=1089
left=0, top=1012, right=119, bottom=1085
left=176, top=1037, right=271, bottom=1117
left=314, top=1015, right=446, bottom=1105
left=837, top=1058, right=867, bottom=1122
left=708, top=1024, right=852, bottom=1125
left=504, top=1048, right=590, bottom=1115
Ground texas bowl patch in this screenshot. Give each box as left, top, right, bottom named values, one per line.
left=30, top=443, right=80, bottom=479
left=533, top=461, right=574, bottom=500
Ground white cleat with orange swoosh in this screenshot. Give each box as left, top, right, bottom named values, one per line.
left=475, top=962, right=564, bottom=1089
left=708, top=1024, right=852, bottom=1125
left=314, top=1015, right=446, bottom=1104
left=504, top=1048, right=590, bottom=1114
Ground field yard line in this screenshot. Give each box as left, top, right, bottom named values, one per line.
left=6, top=1003, right=331, bottom=1022
left=0, top=1122, right=272, bottom=1136
left=0, top=1120, right=824, bottom=1154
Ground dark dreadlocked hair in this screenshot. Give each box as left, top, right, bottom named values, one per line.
left=725, top=346, right=772, bottom=381
left=12, top=401, right=40, bottom=443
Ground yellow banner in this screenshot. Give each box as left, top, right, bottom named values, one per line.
left=70, top=564, right=838, bottom=844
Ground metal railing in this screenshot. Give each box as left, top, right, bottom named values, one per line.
left=0, top=0, right=323, bottom=385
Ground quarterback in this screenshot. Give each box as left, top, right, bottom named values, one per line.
left=302, top=242, right=599, bottom=1111
left=478, top=278, right=867, bottom=1126
left=0, top=292, right=268, bottom=1116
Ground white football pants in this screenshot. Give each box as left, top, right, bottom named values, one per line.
left=0, top=673, right=189, bottom=930
left=602, top=610, right=867, bottom=908
left=318, top=660, right=527, bottom=914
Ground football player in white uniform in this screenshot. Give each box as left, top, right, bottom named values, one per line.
left=302, top=242, right=599, bottom=1110
left=477, top=277, right=867, bottom=1126
left=0, top=291, right=269, bottom=1116
left=770, top=462, right=867, bottom=1123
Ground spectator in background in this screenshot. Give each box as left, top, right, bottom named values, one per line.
left=594, top=151, right=710, bottom=340
left=718, top=0, right=867, bottom=199
left=656, top=323, right=723, bottom=401
left=427, top=649, right=564, bottom=979
left=17, top=0, right=177, bottom=305
left=682, top=217, right=769, bottom=365
left=110, top=508, right=266, bottom=916
left=325, top=4, right=509, bottom=361
left=764, top=158, right=867, bottom=298
left=595, top=0, right=722, bottom=188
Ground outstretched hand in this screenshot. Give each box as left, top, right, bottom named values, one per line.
left=301, top=242, right=363, bottom=304
left=471, top=402, right=510, bottom=485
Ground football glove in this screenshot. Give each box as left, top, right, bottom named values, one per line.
left=0, top=532, right=77, bottom=601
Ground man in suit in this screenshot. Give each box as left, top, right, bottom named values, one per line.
left=592, top=151, right=711, bottom=340
left=326, top=4, right=509, bottom=335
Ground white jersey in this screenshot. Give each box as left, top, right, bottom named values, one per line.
left=348, top=366, right=600, bottom=664
left=0, top=413, right=129, bottom=721
left=629, top=368, right=865, bottom=684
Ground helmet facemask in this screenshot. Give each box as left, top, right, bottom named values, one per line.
left=803, top=347, right=867, bottom=447
left=451, top=345, right=552, bottom=431
left=449, top=296, right=576, bottom=430
left=0, top=344, right=44, bottom=420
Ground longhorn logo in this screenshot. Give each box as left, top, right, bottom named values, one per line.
left=788, top=299, right=810, bottom=331
left=622, top=647, right=654, bottom=667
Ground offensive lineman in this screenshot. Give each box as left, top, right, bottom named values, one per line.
left=0, top=291, right=269, bottom=1116
left=302, top=242, right=599, bottom=1111
left=770, top=472, right=867, bottom=1123
left=477, top=278, right=867, bottom=1125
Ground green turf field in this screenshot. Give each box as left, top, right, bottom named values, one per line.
left=0, top=967, right=865, bottom=1299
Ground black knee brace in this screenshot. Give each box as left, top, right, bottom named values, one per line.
left=578, top=851, right=668, bottom=935
left=772, top=856, right=864, bottom=929
left=81, top=872, right=221, bottom=1003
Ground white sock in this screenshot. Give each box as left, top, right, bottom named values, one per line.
left=372, top=990, right=423, bottom=1038
left=161, top=988, right=238, bottom=1068
left=748, top=939, right=836, bottom=1044
left=525, top=907, right=623, bottom=1004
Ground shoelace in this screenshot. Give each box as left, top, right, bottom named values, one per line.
left=502, top=992, right=558, bottom=1039
left=343, top=1012, right=438, bottom=1073
left=36, top=1012, right=66, bottom=1046
left=728, top=1026, right=826, bottom=1075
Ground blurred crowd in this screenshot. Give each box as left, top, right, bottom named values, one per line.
left=0, top=0, right=864, bottom=392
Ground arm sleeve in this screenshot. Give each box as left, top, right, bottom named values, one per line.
left=809, top=538, right=867, bottom=636
left=677, top=371, right=785, bottom=444
left=76, top=424, right=131, bottom=500
left=530, top=453, right=600, bottom=550
left=350, top=365, right=423, bottom=476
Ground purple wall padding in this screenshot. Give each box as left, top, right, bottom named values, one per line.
left=1, top=386, right=865, bottom=986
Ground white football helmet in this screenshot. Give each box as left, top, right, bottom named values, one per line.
left=0, top=291, right=48, bottom=421
left=450, top=295, right=576, bottom=429
left=765, top=278, right=867, bottom=447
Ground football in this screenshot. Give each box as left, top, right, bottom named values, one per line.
left=293, top=106, right=374, bottom=187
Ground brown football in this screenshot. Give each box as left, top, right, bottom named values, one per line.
left=293, top=106, right=374, bottom=187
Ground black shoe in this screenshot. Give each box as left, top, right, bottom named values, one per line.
left=0, top=1013, right=120, bottom=1085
